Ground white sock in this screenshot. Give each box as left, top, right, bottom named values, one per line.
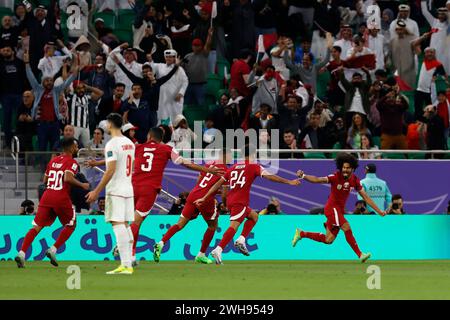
left=49, top=245, right=57, bottom=254
left=158, top=240, right=164, bottom=246
left=197, top=252, right=205, bottom=258
left=113, top=224, right=132, bottom=268
left=126, top=226, right=135, bottom=262
left=237, top=235, right=245, bottom=244
left=18, top=250, right=25, bottom=257
left=214, top=246, right=223, bottom=254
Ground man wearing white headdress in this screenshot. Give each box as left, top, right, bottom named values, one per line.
left=389, top=4, right=419, bottom=39
left=149, top=49, right=189, bottom=126
left=420, top=2, right=449, bottom=73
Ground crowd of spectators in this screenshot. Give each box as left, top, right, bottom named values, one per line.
left=0, top=0, right=449, bottom=162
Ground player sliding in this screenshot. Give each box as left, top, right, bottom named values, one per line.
left=86, top=113, right=136, bottom=275
left=194, top=144, right=300, bottom=264
left=292, top=153, right=386, bottom=263
left=15, top=138, right=90, bottom=268
left=153, top=148, right=231, bottom=264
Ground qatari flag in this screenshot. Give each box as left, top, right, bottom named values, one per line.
left=343, top=54, right=376, bottom=69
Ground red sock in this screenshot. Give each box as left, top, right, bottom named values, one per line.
left=218, top=227, right=237, bottom=249
left=300, top=231, right=327, bottom=243
left=53, top=226, right=75, bottom=249
left=130, top=223, right=140, bottom=251
left=200, top=227, right=216, bottom=253
left=344, top=229, right=362, bottom=257
left=241, top=219, right=256, bottom=238
left=20, top=228, right=38, bottom=253
left=162, top=224, right=181, bottom=244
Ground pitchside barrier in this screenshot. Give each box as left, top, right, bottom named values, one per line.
left=0, top=216, right=449, bottom=261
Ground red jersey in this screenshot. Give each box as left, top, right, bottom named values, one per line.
left=325, top=171, right=362, bottom=210
left=187, top=162, right=228, bottom=201
left=222, top=162, right=265, bottom=207
left=132, top=141, right=182, bottom=189
left=38, top=89, right=56, bottom=121
left=230, top=59, right=251, bottom=96
left=40, top=154, right=79, bottom=207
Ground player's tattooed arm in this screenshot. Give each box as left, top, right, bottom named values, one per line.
left=296, top=170, right=328, bottom=184
left=65, top=171, right=90, bottom=190
left=358, top=190, right=386, bottom=216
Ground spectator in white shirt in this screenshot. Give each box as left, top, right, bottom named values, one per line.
left=389, top=4, right=419, bottom=39
left=366, top=22, right=386, bottom=72
left=38, top=40, right=72, bottom=79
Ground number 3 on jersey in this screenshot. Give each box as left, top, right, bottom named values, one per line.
left=229, top=170, right=246, bottom=189
left=141, top=147, right=155, bottom=172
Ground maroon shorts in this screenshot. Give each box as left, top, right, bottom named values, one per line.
left=324, top=206, right=348, bottom=236
left=134, top=185, right=160, bottom=217
left=181, top=198, right=218, bottom=221
left=33, top=204, right=76, bottom=227
left=229, top=205, right=252, bottom=224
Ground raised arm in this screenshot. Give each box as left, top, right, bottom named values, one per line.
left=358, top=189, right=386, bottom=216
left=262, top=173, right=300, bottom=186
left=296, top=170, right=329, bottom=184
left=420, top=1, right=435, bottom=27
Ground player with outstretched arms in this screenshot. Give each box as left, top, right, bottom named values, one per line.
left=15, top=138, right=90, bottom=268
left=292, top=153, right=386, bottom=262
left=86, top=113, right=136, bottom=275
left=194, top=144, right=301, bottom=264
left=153, top=148, right=231, bottom=264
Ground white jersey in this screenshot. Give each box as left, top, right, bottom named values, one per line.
left=104, top=136, right=135, bottom=198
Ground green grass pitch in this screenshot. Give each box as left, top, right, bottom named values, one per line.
left=1, top=260, right=449, bottom=299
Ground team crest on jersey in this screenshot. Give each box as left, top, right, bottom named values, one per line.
left=107, top=151, right=113, bottom=158
left=71, top=163, right=78, bottom=171
left=337, top=184, right=342, bottom=190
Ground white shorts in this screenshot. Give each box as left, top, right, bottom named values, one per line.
left=105, top=195, right=135, bottom=223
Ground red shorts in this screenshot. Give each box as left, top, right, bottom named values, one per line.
left=181, top=198, right=218, bottom=221
left=324, top=206, right=348, bottom=236
left=229, top=205, right=252, bottom=223
left=134, top=185, right=160, bottom=217
left=33, top=204, right=76, bottom=227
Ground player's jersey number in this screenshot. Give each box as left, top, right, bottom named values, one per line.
left=229, top=170, right=246, bottom=189
left=47, top=170, right=64, bottom=190
left=126, top=154, right=133, bottom=177
left=199, top=173, right=214, bottom=188
left=141, top=148, right=156, bottom=172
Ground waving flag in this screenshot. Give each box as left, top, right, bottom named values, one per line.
left=210, top=1, right=217, bottom=27
left=256, top=34, right=270, bottom=64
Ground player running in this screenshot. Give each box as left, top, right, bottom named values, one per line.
left=153, top=148, right=231, bottom=264
left=86, top=113, right=136, bottom=275
left=15, top=138, right=90, bottom=268
left=194, top=144, right=300, bottom=264
left=292, top=153, right=386, bottom=263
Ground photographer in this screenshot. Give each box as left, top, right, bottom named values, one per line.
left=259, top=197, right=285, bottom=215
left=19, top=200, right=35, bottom=215
left=168, top=192, right=190, bottom=215
left=388, top=194, right=405, bottom=215
left=376, top=80, right=409, bottom=150
left=353, top=200, right=371, bottom=215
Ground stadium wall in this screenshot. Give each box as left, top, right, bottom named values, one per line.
left=1, top=216, right=449, bottom=261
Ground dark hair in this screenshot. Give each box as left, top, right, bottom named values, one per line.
left=98, top=196, right=105, bottom=202
left=95, top=127, right=104, bottom=135
left=106, top=113, right=123, bottom=129
left=352, top=72, right=363, bottom=78
left=114, top=82, right=126, bottom=89
left=360, top=133, right=374, bottom=148
left=283, top=128, right=296, bottom=136
left=365, top=163, right=377, bottom=173
left=335, top=153, right=359, bottom=170
left=149, top=127, right=164, bottom=142
left=259, top=103, right=272, bottom=112
left=132, top=82, right=142, bottom=89
left=375, top=69, right=387, bottom=77
left=21, top=199, right=34, bottom=208
left=437, top=90, right=446, bottom=96
left=392, top=194, right=403, bottom=201
left=332, top=45, right=342, bottom=53
left=287, top=94, right=302, bottom=104
left=158, top=124, right=173, bottom=143
left=265, top=65, right=275, bottom=71
left=142, top=64, right=152, bottom=71
left=303, top=53, right=313, bottom=61
left=61, top=137, right=76, bottom=151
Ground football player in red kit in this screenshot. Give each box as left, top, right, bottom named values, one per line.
left=15, top=138, right=90, bottom=268
left=292, top=153, right=386, bottom=262
left=153, top=148, right=231, bottom=264
left=194, top=144, right=300, bottom=264
left=122, top=127, right=224, bottom=264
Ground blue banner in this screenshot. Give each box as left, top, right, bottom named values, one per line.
left=1, top=216, right=449, bottom=261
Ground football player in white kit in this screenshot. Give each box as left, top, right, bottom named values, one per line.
left=86, top=113, right=136, bottom=275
